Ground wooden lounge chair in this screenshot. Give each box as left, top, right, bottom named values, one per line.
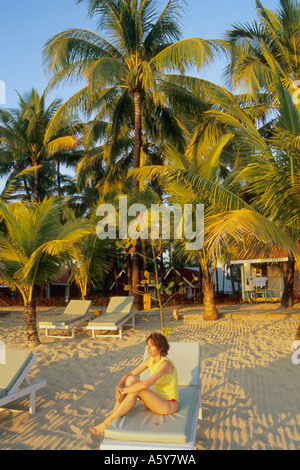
left=0, top=350, right=46, bottom=415
left=39, top=300, right=92, bottom=338
left=100, top=342, right=202, bottom=450
left=86, top=296, right=136, bottom=339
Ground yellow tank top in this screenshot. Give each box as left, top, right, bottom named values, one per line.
left=148, top=356, right=179, bottom=402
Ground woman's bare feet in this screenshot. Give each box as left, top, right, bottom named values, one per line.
left=89, top=425, right=106, bottom=436
left=89, top=420, right=110, bottom=435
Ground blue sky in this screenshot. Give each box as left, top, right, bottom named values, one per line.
left=1, top=0, right=278, bottom=109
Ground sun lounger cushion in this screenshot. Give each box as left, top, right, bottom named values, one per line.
left=0, top=350, right=34, bottom=399
left=39, top=313, right=87, bottom=327
left=64, top=300, right=92, bottom=315
left=106, top=296, right=134, bottom=314
left=104, top=385, right=200, bottom=445
left=88, top=311, right=132, bottom=328
left=39, top=300, right=92, bottom=327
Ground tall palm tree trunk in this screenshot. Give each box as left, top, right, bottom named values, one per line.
left=199, top=252, right=220, bottom=320
left=202, top=269, right=220, bottom=320
left=132, top=247, right=143, bottom=309
left=57, top=161, right=62, bottom=196
left=113, top=241, right=119, bottom=296
left=33, top=158, right=40, bottom=203
left=131, top=89, right=143, bottom=310
left=23, top=179, right=32, bottom=201
left=132, top=90, right=142, bottom=190
left=230, top=265, right=236, bottom=292
left=142, top=239, right=148, bottom=272
left=24, top=299, right=40, bottom=347
left=281, top=255, right=295, bottom=308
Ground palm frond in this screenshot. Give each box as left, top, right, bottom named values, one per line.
left=151, top=37, right=227, bottom=73
left=204, top=209, right=300, bottom=262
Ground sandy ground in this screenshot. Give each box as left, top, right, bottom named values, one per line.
left=0, top=302, right=300, bottom=450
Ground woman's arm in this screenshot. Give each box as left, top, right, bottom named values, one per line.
left=116, top=359, right=149, bottom=387
left=121, top=359, right=171, bottom=395
left=115, top=358, right=149, bottom=400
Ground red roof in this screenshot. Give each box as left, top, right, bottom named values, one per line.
left=51, top=269, right=70, bottom=284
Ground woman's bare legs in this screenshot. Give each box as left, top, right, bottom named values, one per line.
left=89, top=376, right=140, bottom=435
left=89, top=375, right=178, bottom=435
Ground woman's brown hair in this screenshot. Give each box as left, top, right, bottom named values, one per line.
left=146, top=332, right=169, bottom=357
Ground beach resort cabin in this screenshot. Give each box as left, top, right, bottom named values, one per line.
left=163, top=267, right=201, bottom=301
left=230, top=251, right=300, bottom=302
left=44, top=269, right=71, bottom=300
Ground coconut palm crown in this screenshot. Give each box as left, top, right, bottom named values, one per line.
left=43, top=0, right=225, bottom=186
left=43, top=0, right=226, bottom=310
left=0, top=89, right=81, bottom=203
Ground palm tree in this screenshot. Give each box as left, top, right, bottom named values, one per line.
left=43, top=0, right=226, bottom=309
left=63, top=205, right=112, bottom=299
left=0, top=197, right=91, bottom=347
left=225, top=0, right=300, bottom=99
left=131, top=129, right=300, bottom=320
left=222, top=8, right=300, bottom=308
left=0, top=89, right=80, bottom=202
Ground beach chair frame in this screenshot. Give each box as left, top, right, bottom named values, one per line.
left=0, top=354, right=46, bottom=415
left=42, top=317, right=89, bottom=339
left=39, top=300, right=92, bottom=338
left=87, top=310, right=136, bottom=339
left=86, top=296, right=136, bottom=339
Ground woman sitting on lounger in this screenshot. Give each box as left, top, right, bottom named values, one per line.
left=90, top=332, right=179, bottom=435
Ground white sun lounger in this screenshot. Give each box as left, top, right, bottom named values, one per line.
left=100, top=342, right=202, bottom=450
left=0, top=350, right=46, bottom=415
left=86, top=296, right=136, bottom=338
left=39, top=300, right=92, bottom=338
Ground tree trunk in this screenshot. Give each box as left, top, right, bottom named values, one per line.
left=198, top=264, right=203, bottom=297
left=125, top=248, right=132, bottom=293
left=199, top=252, right=220, bottom=320
left=202, top=272, right=220, bottom=320
left=113, top=242, right=119, bottom=296
left=24, top=299, right=40, bottom=347
left=132, top=90, right=142, bottom=190
left=57, top=160, right=62, bottom=196
left=215, top=266, right=219, bottom=293
left=230, top=264, right=236, bottom=292
left=131, top=89, right=143, bottom=310
left=23, top=178, right=32, bottom=201
left=142, top=239, right=148, bottom=273
left=281, top=255, right=295, bottom=308
left=132, top=240, right=143, bottom=310
left=33, top=159, right=40, bottom=203
left=160, top=251, right=164, bottom=284
left=294, top=322, right=300, bottom=340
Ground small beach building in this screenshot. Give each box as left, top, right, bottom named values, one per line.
left=230, top=249, right=300, bottom=301
left=45, top=269, right=70, bottom=299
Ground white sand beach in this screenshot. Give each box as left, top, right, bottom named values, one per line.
left=0, top=303, right=300, bottom=450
